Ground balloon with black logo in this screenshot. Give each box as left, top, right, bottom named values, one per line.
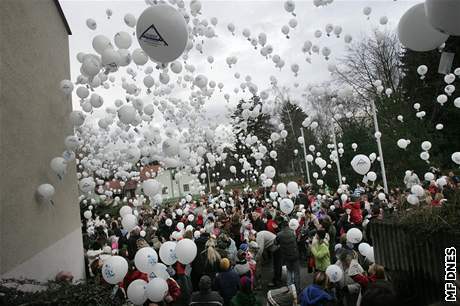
left=136, top=4, right=188, bottom=63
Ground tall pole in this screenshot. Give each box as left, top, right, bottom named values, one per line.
left=206, top=166, right=212, bottom=194
left=331, top=126, right=343, bottom=187
left=371, top=100, right=389, bottom=193
left=170, top=169, right=175, bottom=199
left=300, top=128, right=311, bottom=185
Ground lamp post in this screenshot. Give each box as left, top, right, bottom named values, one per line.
left=206, top=165, right=212, bottom=193
left=300, top=127, right=311, bottom=185
left=371, top=100, right=389, bottom=193
left=331, top=125, right=343, bottom=187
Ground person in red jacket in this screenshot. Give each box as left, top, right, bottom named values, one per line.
left=164, top=276, right=182, bottom=305
left=350, top=263, right=386, bottom=292
left=121, top=262, right=149, bottom=291
left=266, top=214, right=278, bottom=234
left=344, top=195, right=363, bottom=225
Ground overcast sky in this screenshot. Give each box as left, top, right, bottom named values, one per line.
left=60, top=0, right=416, bottom=123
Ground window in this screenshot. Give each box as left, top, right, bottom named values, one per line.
left=183, top=184, right=190, bottom=192
left=162, top=187, right=168, bottom=195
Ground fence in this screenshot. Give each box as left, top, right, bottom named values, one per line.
left=369, top=220, right=460, bottom=305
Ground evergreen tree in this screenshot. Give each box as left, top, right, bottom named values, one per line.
left=277, top=101, right=313, bottom=177
left=227, top=95, right=276, bottom=180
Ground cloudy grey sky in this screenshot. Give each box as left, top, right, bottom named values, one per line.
left=61, top=0, right=415, bottom=122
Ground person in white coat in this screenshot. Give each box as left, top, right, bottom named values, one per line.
left=254, top=230, right=281, bottom=288
left=335, top=250, right=363, bottom=306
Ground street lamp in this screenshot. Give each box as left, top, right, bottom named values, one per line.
left=370, top=100, right=389, bottom=193
left=300, top=127, right=311, bottom=185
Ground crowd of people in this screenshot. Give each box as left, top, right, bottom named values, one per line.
left=79, top=168, right=459, bottom=306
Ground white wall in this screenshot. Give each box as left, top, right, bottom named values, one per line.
left=0, top=0, right=85, bottom=281
left=151, top=170, right=199, bottom=199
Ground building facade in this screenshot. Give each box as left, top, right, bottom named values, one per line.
left=0, top=0, right=85, bottom=281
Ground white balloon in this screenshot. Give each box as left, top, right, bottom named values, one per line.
left=102, top=255, right=129, bottom=284
left=136, top=5, right=188, bottom=63
left=175, top=238, right=197, bottom=264
left=364, top=246, right=375, bottom=263
left=420, top=151, right=430, bottom=161
left=127, top=279, right=148, bottom=305
left=122, top=214, right=137, bottom=232
left=346, top=228, right=363, bottom=244
left=421, top=141, right=432, bottom=151
left=83, top=210, right=92, bottom=219
left=79, top=177, right=95, bottom=193
left=424, top=172, right=435, bottom=181
left=264, top=166, right=276, bottom=179
left=69, top=111, right=85, bottom=127
left=425, top=0, right=460, bottom=36
left=37, top=183, right=55, bottom=200
left=132, top=48, right=149, bottom=65
left=114, top=31, right=133, bottom=49
left=276, top=183, right=287, bottom=196
left=325, top=265, right=343, bottom=283
left=452, top=152, right=460, bottom=165
left=150, top=263, right=170, bottom=280
left=92, top=35, right=112, bottom=54
left=397, top=3, right=448, bottom=52
left=76, top=86, right=90, bottom=99
left=90, top=93, right=104, bottom=108
left=358, top=243, right=371, bottom=256
left=417, top=65, right=428, bottom=76
left=407, top=194, right=419, bottom=205
left=50, top=157, right=67, bottom=178
left=143, top=179, right=162, bottom=197
left=363, top=6, right=372, bottom=16
left=287, top=181, right=299, bottom=195
left=119, top=205, right=133, bottom=217
left=65, top=135, right=80, bottom=151
left=118, top=105, right=137, bottom=124
left=60, top=80, right=74, bottom=95
left=227, top=23, right=235, bottom=34
left=162, top=138, right=179, bottom=156
left=135, top=247, right=158, bottom=273
left=86, top=18, right=97, bottom=30
left=146, top=278, right=168, bottom=302
left=411, top=184, right=425, bottom=197
left=350, top=154, right=371, bottom=175
left=289, top=219, right=299, bottom=231
left=280, top=198, right=294, bottom=214
left=159, top=241, right=177, bottom=265
left=397, top=139, right=408, bottom=149
left=123, top=13, right=136, bottom=27
left=367, top=171, right=377, bottom=182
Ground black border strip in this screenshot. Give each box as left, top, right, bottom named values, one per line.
left=54, top=0, right=72, bottom=35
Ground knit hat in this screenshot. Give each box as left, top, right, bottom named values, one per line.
left=239, top=243, right=249, bottom=252
left=220, top=258, right=230, bottom=271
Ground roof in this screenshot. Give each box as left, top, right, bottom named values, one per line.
left=140, top=164, right=161, bottom=181
left=54, top=0, right=71, bottom=35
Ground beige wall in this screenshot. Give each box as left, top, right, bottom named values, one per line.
left=0, top=0, right=84, bottom=279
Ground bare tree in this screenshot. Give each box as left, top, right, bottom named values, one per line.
left=333, top=29, right=403, bottom=114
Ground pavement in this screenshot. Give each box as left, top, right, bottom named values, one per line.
left=256, top=258, right=313, bottom=304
